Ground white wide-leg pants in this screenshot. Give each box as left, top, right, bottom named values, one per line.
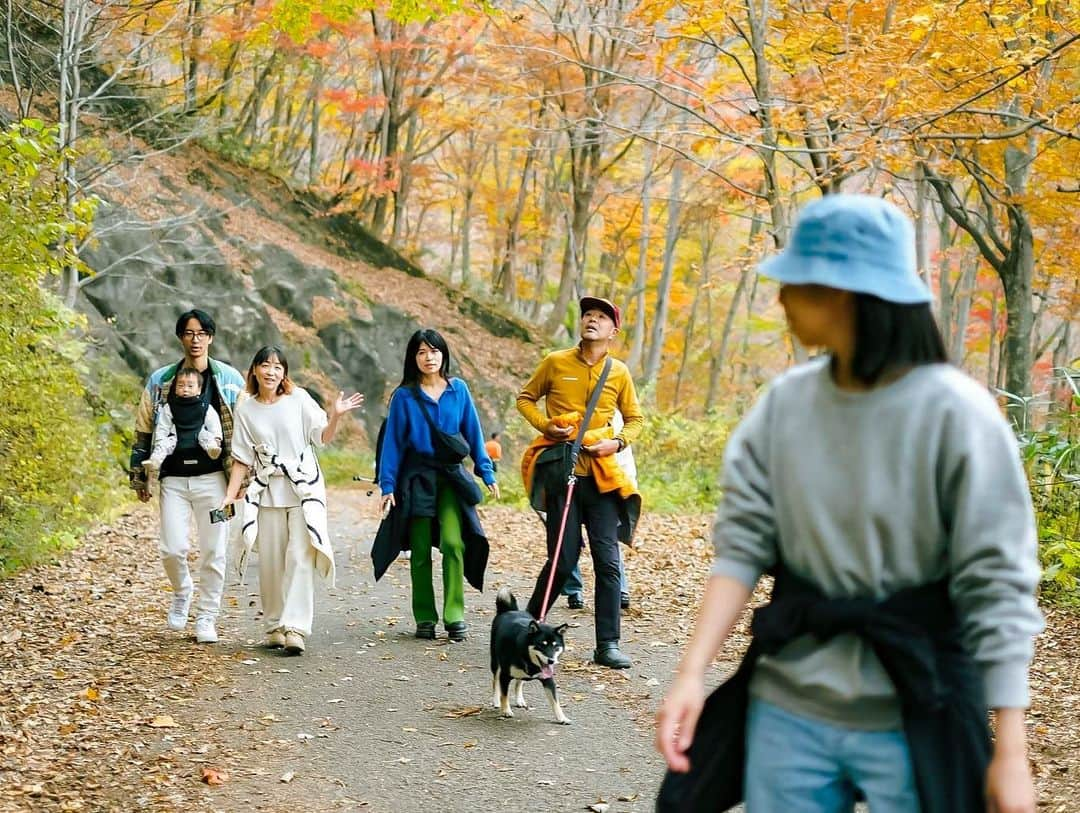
left=256, top=506, right=316, bottom=636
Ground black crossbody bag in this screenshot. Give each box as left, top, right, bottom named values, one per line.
left=535, top=357, right=613, bottom=482
left=410, top=386, right=471, bottom=465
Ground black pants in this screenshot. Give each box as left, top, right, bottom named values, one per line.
left=527, top=476, right=621, bottom=645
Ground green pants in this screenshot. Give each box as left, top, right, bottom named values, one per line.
left=408, top=482, right=466, bottom=625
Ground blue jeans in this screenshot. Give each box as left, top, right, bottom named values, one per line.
left=562, top=544, right=628, bottom=598
left=744, top=699, right=919, bottom=813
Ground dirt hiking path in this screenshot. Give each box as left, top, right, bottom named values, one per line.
left=2, top=488, right=1077, bottom=812
left=199, top=494, right=666, bottom=812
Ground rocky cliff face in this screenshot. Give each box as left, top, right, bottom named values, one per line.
left=77, top=152, right=538, bottom=443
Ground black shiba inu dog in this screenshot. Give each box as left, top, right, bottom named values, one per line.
left=490, top=587, right=570, bottom=724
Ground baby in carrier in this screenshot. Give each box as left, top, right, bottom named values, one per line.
left=143, top=367, right=223, bottom=487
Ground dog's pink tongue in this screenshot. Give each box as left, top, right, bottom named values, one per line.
left=539, top=664, right=555, bottom=679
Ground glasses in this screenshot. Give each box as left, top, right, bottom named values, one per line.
left=181, top=330, right=211, bottom=340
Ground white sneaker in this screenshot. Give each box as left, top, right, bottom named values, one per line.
left=167, top=594, right=191, bottom=631
left=195, top=616, right=218, bottom=644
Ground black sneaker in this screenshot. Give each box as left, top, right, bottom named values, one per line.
left=415, top=621, right=437, bottom=639
left=567, top=594, right=584, bottom=610
left=445, top=621, right=468, bottom=642
left=620, top=593, right=631, bottom=610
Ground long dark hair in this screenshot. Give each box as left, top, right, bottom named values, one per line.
left=851, top=294, right=948, bottom=385
left=246, top=345, right=295, bottom=396
left=400, top=329, right=451, bottom=388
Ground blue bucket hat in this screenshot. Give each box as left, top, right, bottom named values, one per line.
left=759, top=194, right=933, bottom=304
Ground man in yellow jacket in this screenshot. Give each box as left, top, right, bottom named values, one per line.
left=517, top=296, right=644, bottom=669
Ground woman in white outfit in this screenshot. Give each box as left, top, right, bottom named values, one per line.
left=223, top=345, right=363, bottom=654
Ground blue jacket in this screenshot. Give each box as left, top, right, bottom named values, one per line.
left=378, top=378, right=496, bottom=496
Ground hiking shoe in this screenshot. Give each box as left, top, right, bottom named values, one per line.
left=567, top=594, right=585, bottom=610
left=167, top=594, right=191, bottom=631
left=620, top=593, right=631, bottom=610
left=593, top=643, right=632, bottom=669
left=284, top=631, right=305, bottom=654
left=415, top=621, right=437, bottom=640
left=445, top=621, right=468, bottom=643
left=266, top=629, right=286, bottom=649
left=195, top=617, right=218, bottom=644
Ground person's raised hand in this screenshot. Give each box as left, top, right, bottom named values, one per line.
left=332, top=391, right=364, bottom=417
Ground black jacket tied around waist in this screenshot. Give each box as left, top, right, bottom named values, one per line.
left=656, top=565, right=991, bottom=813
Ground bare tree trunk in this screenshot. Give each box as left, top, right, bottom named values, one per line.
left=987, top=289, right=999, bottom=389
left=643, top=158, right=684, bottom=386
left=494, top=109, right=542, bottom=304
left=936, top=204, right=953, bottom=348
left=307, top=60, right=324, bottom=183
left=531, top=151, right=562, bottom=320
left=58, top=0, right=84, bottom=307
left=675, top=231, right=713, bottom=410
left=950, top=255, right=978, bottom=365
left=184, top=0, right=202, bottom=113
left=460, top=184, right=474, bottom=285
left=999, top=143, right=1035, bottom=403
left=237, top=55, right=277, bottom=143
left=627, top=142, right=655, bottom=374
left=747, top=0, right=789, bottom=250
left=914, top=167, right=931, bottom=283
left=5, top=0, right=32, bottom=118
left=1050, top=311, right=1074, bottom=427
left=391, top=114, right=419, bottom=246
left=737, top=268, right=763, bottom=392
left=544, top=131, right=598, bottom=336
left=447, top=206, right=457, bottom=276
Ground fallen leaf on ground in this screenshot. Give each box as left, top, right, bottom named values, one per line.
left=148, top=715, right=178, bottom=728
left=280, top=771, right=295, bottom=783
left=200, top=766, right=229, bottom=785
left=443, top=706, right=483, bottom=718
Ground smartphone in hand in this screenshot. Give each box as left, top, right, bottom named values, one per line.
left=209, top=503, right=236, bottom=524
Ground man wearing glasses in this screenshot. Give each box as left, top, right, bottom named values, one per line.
left=129, top=309, right=245, bottom=644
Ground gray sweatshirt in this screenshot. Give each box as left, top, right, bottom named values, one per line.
left=712, top=358, right=1044, bottom=730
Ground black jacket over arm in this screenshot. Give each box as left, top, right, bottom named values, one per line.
left=371, top=452, right=489, bottom=591
left=657, top=565, right=992, bottom=813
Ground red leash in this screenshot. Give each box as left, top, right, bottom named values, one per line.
left=537, top=474, right=577, bottom=622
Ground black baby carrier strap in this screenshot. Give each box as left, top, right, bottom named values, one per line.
left=170, top=395, right=209, bottom=450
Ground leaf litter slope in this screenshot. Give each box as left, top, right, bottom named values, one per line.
left=0, top=498, right=1077, bottom=811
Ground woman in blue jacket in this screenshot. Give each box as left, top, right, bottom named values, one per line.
left=374, top=329, right=499, bottom=641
